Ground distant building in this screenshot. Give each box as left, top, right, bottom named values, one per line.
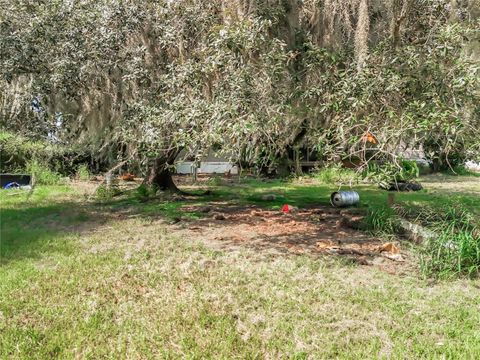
left=175, top=150, right=238, bottom=175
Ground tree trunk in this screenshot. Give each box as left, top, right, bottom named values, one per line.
left=294, top=148, right=302, bottom=176
left=144, top=151, right=181, bottom=192
left=391, top=0, right=411, bottom=50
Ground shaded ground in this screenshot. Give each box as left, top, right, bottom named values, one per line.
left=175, top=203, right=409, bottom=274
left=71, top=174, right=413, bottom=273
left=58, top=173, right=480, bottom=277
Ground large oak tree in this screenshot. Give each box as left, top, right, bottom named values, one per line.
left=1, top=0, right=478, bottom=187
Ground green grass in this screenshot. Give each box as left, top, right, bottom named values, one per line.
left=310, top=165, right=360, bottom=185
left=443, top=165, right=480, bottom=177
left=415, top=205, right=480, bottom=278
left=1, top=178, right=480, bottom=358
left=364, top=206, right=399, bottom=236
left=205, top=176, right=479, bottom=220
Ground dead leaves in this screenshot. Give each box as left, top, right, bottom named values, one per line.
left=315, top=241, right=404, bottom=262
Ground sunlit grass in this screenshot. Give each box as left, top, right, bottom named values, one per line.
left=1, top=176, right=479, bottom=358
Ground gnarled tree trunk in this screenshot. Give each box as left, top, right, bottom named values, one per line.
left=144, top=150, right=181, bottom=192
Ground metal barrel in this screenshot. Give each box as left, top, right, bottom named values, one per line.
left=330, top=190, right=360, bottom=207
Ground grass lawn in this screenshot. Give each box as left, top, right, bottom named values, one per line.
left=1, top=176, right=479, bottom=358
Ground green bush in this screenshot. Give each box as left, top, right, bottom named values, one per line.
left=0, top=131, right=95, bottom=176
left=136, top=183, right=157, bottom=198
left=364, top=160, right=419, bottom=188
left=444, top=165, right=480, bottom=177
left=313, top=165, right=360, bottom=185
left=206, top=175, right=225, bottom=186
left=76, top=164, right=91, bottom=181
left=0, top=132, right=62, bottom=173
left=399, top=160, right=419, bottom=181
left=26, top=160, right=63, bottom=185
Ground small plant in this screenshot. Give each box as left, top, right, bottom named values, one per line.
left=136, top=183, right=157, bottom=198
left=76, top=164, right=91, bottom=181
left=364, top=206, right=399, bottom=236
left=399, top=160, right=419, bottom=181
left=206, top=175, right=225, bottom=186
left=137, top=184, right=149, bottom=198
left=95, top=184, right=119, bottom=201
left=26, top=160, right=62, bottom=185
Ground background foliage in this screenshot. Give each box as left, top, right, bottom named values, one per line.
left=1, top=0, right=479, bottom=177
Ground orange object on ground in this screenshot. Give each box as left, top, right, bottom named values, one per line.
left=361, top=131, right=378, bottom=144
left=120, top=173, right=135, bottom=181
left=378, top=242, right=400, bottom=254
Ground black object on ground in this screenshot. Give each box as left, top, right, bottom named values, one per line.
left=0, top=174, right=31, bottom=188
left=386, top=182, right=423, bottom=191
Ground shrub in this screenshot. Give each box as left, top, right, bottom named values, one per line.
left=444, top=165, right=480, bottom=177
left=26, top=160, right=63, bottom=185
left=364, top=160, right=419, bottom=188
left=0, top=131, right=62, bottom=173
left=206, top=175, right=225, bottom=186
left=313, top=165, right=360, bottom=185
left=136, top=183, right=157, bottom=198
left=398, top=160, right=419, bottom=181
left=0, top=131, right=97, bottom=176
left=76, top=164, right=91, bottom=181
left=95, top=184, right=121, bottom=201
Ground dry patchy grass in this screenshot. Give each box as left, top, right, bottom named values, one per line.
left=1, top=182, right=480, bottom=358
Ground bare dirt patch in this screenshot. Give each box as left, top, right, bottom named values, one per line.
left=174, top=203, right=413, bottom=274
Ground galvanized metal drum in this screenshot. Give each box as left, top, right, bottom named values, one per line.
left=330, top=190, right=360, bottom=207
